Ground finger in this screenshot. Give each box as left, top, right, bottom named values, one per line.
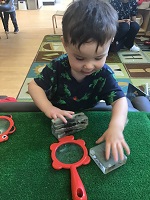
left=58, top=115, right=67, bottom=123
left=63, top=111, right=75, bottom=119
left=96, top=135, right=104, bottom=144
left=52, top=113, right=67, bottom=123
left=111, top=144, right=118, bottom=162
left=54, top=111, right=74, bottom=123
left=117, top=143, right=124, bottom=161
left=51, top=114, right=58, bottom=120
left=122, top=141, right=130, bottom=155
left=51, top=114, right=66, bottom=124
left=105, top=143, right=111, bottom=160
left=69, top=111, right=75, bottom=115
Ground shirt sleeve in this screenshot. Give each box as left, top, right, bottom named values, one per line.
left=100, top=66, right=125, bottom=105
left=34, top=61, right=57, bottom=91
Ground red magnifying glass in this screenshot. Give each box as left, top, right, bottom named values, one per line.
left=50, top=135, right=90, bottom=200
left=0, top=115, right=16, bottom=142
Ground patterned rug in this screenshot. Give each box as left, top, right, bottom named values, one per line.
left=17, top=35, right=150, bottom=101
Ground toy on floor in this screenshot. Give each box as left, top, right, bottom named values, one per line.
left=144, top=41, right=150, bottom=46
left=0, top=115, right=16, bottom=142
left=51, top=112, right=88, bottom=139
left=89, top=142, right=127, bottom=174
left=50, top=135, right=90, bottom=200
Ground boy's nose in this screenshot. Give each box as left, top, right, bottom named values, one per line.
left=83, top=63, right=94, bottom=70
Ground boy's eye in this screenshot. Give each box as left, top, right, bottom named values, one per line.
left=75, top=57, right=84, bottom=61
left=95, top=57, right=102, bottom=60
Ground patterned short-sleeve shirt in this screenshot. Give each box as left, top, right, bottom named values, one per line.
left=34, top=54, right=125, bottom=111
left=110, top=0, right=138, bottom=20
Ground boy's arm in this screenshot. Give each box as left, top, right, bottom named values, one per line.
left=28, top=80, right=74, bottom=123
left=96, top=97, right=130, bottom=162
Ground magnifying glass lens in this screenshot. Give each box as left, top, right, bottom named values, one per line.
left=56, top=143, right=83, bottom=164
left=0, top=119, right=10, bottom=134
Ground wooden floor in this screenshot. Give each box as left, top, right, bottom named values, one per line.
left=0, top=0, right=71, bottom=98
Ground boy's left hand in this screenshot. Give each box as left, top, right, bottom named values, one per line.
left=96, top=127, right=130, bottom=162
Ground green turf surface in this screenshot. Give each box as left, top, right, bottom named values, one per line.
left=0, top=111, right=150, bottom=200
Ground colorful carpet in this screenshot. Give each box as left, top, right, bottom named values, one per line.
left=17, top=35, right=150, bottom=101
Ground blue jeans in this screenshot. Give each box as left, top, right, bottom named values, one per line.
left=110, top=21, right=140, bottom=52
left=4, top=11, right=18, bottom=31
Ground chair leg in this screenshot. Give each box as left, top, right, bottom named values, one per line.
left=52, top=15, right=56, bottom=34
left=52, top=13, right=63, bottom=34
left=55, top=16, right=57, bottom=28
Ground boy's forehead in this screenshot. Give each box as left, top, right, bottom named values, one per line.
left=69, top=40, right=111, bottom=56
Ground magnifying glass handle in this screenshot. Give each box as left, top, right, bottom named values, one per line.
left=70, top=166, right=87, bottom=200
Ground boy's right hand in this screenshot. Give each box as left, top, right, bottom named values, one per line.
left=44, top=105, right=74, bottom=123
left=28, top=80, right=74, bottom=123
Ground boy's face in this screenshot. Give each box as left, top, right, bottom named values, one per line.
left=62, top=38, right=111, bottom=81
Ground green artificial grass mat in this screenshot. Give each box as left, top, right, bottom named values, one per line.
left=0, top=111, right=150, bottom=200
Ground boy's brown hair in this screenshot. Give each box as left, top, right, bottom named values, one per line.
left=62, top=0, right=118, bottom=50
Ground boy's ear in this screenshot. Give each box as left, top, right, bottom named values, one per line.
left=61, top=36, right=68, bottom=50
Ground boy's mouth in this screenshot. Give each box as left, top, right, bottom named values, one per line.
left=81, top=70, right=94, bottom=75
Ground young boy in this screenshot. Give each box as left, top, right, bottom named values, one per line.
left=28, top=0, right=130, bottom=162
left=4, top=0, right=19, bottom=34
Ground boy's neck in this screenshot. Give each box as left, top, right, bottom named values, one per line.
left=71, top=69, right=85, bottom=83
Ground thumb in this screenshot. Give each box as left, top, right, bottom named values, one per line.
left=96, top=134, right=105, bottom=144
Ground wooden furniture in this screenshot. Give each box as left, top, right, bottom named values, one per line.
left=145, top=8, right=150, bottom=36
left=52, top=1, right=75, bottom=34
left=52, top=10, right=64, bottom=34
left=137, top=2, right=150, bottom=36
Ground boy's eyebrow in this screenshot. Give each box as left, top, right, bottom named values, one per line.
left=96, top=53, right=108, bottom=57
left=73, top=53, right=107, bottom=58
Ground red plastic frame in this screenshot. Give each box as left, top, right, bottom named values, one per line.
left=0, top=115, right=16, bottom=142
left=50, top=135, right=90, bottom=200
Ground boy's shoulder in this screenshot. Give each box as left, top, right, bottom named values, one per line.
left=101, top=64, right=114, bottom=75
left=45, top=54, right=69, bottom=73
left=53, top=54, right=68, bottom=64
left=47, top=54, right=69, bottom=69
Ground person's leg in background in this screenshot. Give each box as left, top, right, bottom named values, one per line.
left=110, top=22, right=130, bottom=52
left=9, top=11, right=19, bottom=34
left=124, top=21, right=140, bottom=52
left=3, top=12, right=9, bottom=33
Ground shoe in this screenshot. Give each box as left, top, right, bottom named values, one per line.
left=14, top=29, right=19, bottom=34
left=5, top=30, right=9, bottom=34
left=130, top=45, right=140, bottom=52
